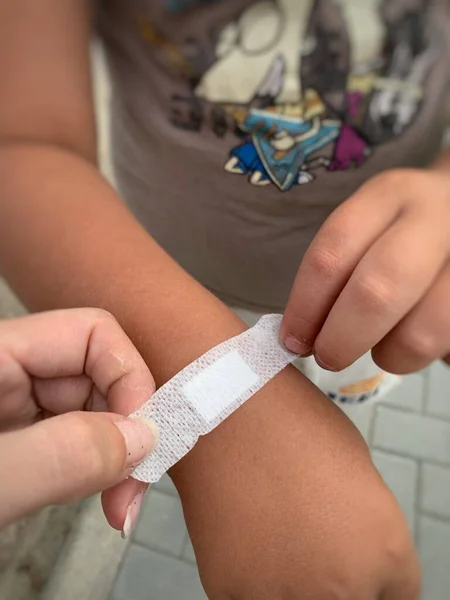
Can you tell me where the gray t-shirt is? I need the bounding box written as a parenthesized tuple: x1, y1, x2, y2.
(97, 0, 450, 311)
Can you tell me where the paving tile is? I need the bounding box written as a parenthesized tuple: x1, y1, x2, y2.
(381, 373, 425, 413)
(133, 491, 186, 557)
(372, 451, 418, 534)
(181, 533, 196, 565)
(426, 362, 450, 420)
(111, 544, 207, 600)
(0, 278, 26, 318)
(153, 474, 179, 497)
(420, 463, 450, 520)
(418, 516, 450, 600)
(373, 407, 450, 464)
(340, 402, 375, 441)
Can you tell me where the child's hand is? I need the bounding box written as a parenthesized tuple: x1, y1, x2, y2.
(172, 369, 420, 600)
(281, 167, 450, 374)
(0, 309, 157, 530)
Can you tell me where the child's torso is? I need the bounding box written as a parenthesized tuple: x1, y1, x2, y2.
(97, 0, 450, 311)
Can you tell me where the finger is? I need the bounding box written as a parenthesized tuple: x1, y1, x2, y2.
(0, 308, 155, 415)
(102, 478, 148, 535)
(82, 310, 156, 415)
(0, 348, 36, 430)
(315, 207, 449, 371)
(281, 174, 402, 354)
(33, 377, 109, 414)
(373, 263, 450, 374)
(0, 350, 102, 429)
(0, 411, 157, 528)
(33, 375, 93, 413)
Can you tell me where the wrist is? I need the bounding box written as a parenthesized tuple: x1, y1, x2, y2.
(169, 363, 371, 500)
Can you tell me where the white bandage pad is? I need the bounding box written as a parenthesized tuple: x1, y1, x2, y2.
(131, 314, 296, 483)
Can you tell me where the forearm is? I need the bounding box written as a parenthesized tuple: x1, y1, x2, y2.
(0, 143, 370, 493)
(0, 142, 246, 383)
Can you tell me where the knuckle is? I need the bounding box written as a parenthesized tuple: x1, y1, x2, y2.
(385, 530, 413, 568)
(365, 168, 412, 196)
(306, 566, 366, 600)
(352, 273, 399, 316)
(308, 245, 344, 280)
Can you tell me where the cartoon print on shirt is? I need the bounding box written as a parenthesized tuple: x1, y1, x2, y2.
(191, 0, 344, 190)
(221, 53, 342, 190)
(141, 0, 440, 191)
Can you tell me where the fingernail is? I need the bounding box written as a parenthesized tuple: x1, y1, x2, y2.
(121, 489, 145, 540)
(115, 417, 159, 469)
(283, 335, 311, 356)
(314, 355, 338, 372)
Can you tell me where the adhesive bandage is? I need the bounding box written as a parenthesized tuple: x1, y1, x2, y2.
(131, 314, 296, 483)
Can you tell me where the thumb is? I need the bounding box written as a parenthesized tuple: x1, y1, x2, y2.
(0, 412, 158, 527)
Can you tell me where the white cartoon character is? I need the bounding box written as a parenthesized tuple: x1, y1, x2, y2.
(157, 0, 441, 191)
(193, 1, 344, 190)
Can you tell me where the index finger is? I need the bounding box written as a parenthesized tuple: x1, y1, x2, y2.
(281, 176, 402, 355)
(0, 308, 155, 415)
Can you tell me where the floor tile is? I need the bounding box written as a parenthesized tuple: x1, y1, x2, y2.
(426, 363, 450, 420)
(153, 474, 179, 498)
(181, 533, 196, 565)
(111, 544, 206, 600)
(418, 516, 450, 600)
(381, 373, 425, 413)
(373, 407, 450, 464)
(420, 463, 450, 520)
(133, 491, 186, 557)
(372, 450, 418, 534)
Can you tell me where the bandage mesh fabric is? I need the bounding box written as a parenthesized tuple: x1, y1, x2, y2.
(131, 314, 296, 483)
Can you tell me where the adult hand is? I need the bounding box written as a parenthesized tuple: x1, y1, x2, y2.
(0, 308, 157, 533)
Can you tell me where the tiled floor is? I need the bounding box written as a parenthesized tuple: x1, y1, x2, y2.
(110, 365, 450, 600)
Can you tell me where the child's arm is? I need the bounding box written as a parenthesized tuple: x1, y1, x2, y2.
(0, 3, 418, 599)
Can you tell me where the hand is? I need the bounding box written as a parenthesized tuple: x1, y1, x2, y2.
(0, 308, 157, 532)
(172, 368, 420, 600)
(281, 167, 450, 374)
